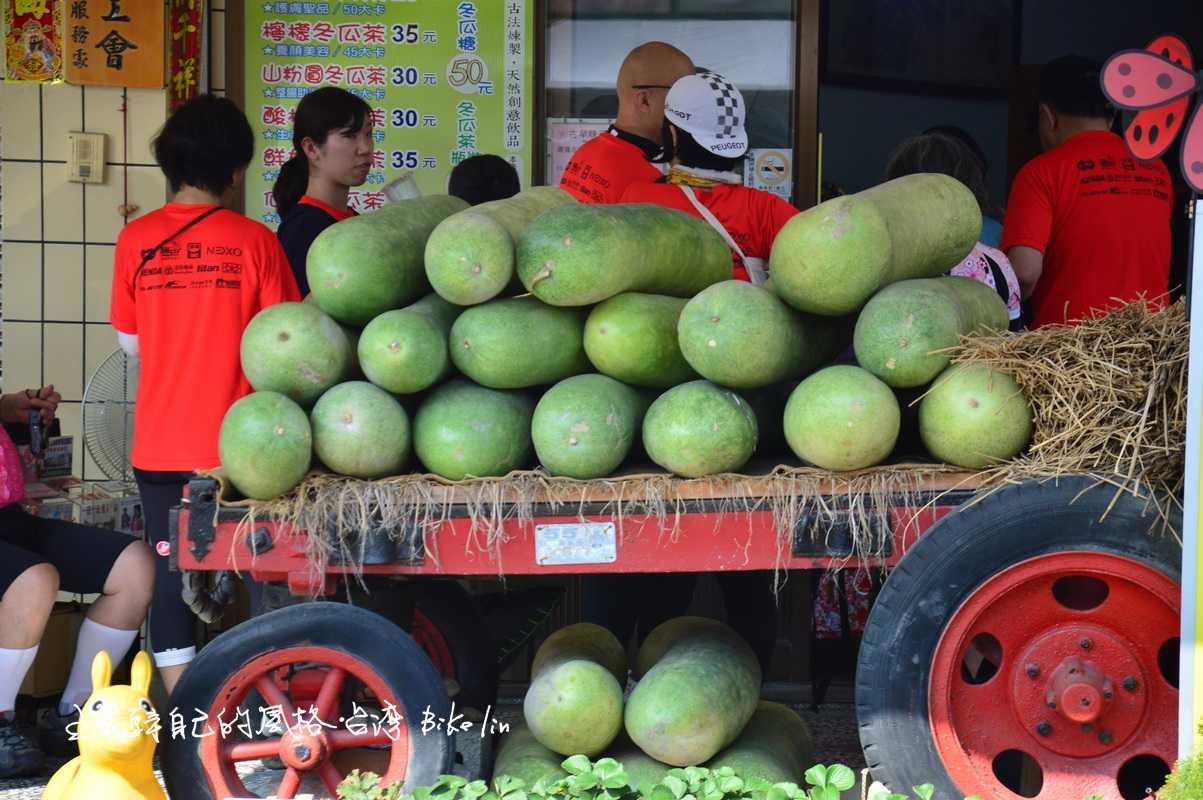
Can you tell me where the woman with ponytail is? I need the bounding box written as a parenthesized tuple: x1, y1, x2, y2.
(273, 86, 374, 294)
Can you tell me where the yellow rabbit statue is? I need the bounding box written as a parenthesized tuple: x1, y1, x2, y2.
(42, 650, 166, 800)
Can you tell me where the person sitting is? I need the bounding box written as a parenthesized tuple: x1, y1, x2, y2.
(885, 132, 1023, 328)
(620, 70, 799, 283)
(448, 154, 521, 206)
(0, 385, 155, 776)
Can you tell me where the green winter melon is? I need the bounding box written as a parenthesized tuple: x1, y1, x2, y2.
(919, 363, 1033, 469)
(426, 187, 577, 306)
(583, 293, 697, 388)
(240, 301, 352, 406)
(783, 365, 900, 470)
(219, 391, 312, 500)
(450, 296, 589, 389)
(678, 280, 845, 388)
(310, 381, 410, 478)
(854, 276, 1009, 388)
(770, 174, 980, 315)
(703, 702, 814, 785)
(306, 195, 468, 325)
(642, 381, 758, 478)
(359, 293, 460, 395)
(625, 617, 761, 766)
(492, 722, 568, 791)
(524, 623, 626, 757)
(413, 380, 535, 480)
(532, 374, 646, 479)
(517, 204, 731, 306)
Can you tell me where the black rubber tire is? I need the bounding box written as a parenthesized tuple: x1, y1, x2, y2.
(856, 476, 1181, 798)
(161, 602, 453, 799)
(411, 579, 499, 713)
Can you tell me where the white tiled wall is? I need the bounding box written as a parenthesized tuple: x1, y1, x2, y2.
(0, 3, 228, 480)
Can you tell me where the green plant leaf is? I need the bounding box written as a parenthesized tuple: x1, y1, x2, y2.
(495, 777, 527, 796)
(648, 784, 678, 800)
(564, 756, 593, 776)
(664, 774, 689, 799)
(825, 766, 854, 793)
(717, 775, 744, 795)
(802, 766, 828, 790)
(602, 775, 630, 791)
(911, 784, 933, 800)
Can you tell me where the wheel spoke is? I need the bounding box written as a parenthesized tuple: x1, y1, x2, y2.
(315, 666, 348, 722)
(276, 767, 302, 799)
(330, 728, 397, 750)
(224, 737, 283, 762)
(255, 675, 298, 719)
(320, 762, 345, 796)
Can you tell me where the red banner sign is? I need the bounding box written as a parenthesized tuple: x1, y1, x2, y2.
(169, 0, 203, 111)
(3, 0, 63, 83)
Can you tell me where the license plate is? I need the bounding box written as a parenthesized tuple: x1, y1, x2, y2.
(535, 522, 617, 566)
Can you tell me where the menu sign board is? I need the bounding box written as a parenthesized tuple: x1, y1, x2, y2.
(245, 1, 534, 226)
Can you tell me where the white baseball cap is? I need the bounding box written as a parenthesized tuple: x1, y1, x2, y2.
(663, 71, 749, 158)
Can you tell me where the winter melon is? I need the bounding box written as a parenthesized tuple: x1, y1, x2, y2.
(770, 174, 980, 315)
(783, 365, 900, 471)
(625, 617, 761, 766)
(524, 623, 626, 757)
(426, 187, 577, 305)
(854, 276, 1008, 388)
(919, 363, 1033, 468)
(517, 204, 731, 306)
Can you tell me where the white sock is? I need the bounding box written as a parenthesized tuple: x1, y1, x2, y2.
(60, 619, 138, 715)
(0, 645, 39, 715)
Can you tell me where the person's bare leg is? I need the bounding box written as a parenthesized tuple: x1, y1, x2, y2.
(87, 540, 155, 629)
(0, 564, 58, 650)
(159, 664, 185, 695)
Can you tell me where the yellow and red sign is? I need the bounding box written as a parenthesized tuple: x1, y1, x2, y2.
(63, 0, 163, 88)
(3, 0, 63, 83)
(168, 0, 202, 110)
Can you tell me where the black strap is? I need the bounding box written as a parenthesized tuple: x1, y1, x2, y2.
(982, 252, 1012, 307)
(131, 206, 225, 285)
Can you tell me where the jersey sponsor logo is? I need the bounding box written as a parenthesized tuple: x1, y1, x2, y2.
(187, 242, 202, 259)
(1076, 159, 1095, 171)
(216, 278, 242, 289)
(222, 262, 242, 274)
(160, 243, 181, 259)
(207, 245, 242, 256)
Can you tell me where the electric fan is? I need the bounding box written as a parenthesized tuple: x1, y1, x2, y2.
(81, 348, 138, 481)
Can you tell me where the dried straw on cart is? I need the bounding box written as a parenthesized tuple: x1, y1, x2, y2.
(214, 298, 1188, 582)
(954, 297, 1187, 535)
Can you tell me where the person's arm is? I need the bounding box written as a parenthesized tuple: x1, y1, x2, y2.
(117, 331, 139, 358)
(1008, 246, 1044, 300)
(999, 162, 1053, 301)
(109, 230, 140, 346)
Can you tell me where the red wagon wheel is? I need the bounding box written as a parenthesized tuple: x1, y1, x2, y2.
(929, 552, 1177, 799)
(162, 604, 453, 800)
(857, 477, 1180, 800)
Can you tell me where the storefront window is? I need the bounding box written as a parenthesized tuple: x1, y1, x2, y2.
(544, 0, 798, 202)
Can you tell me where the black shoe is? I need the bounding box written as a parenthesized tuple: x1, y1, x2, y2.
(35, 706, 79, 759)
(0, 716, 44, 778)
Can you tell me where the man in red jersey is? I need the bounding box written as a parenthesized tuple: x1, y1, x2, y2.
(1002, 55, 1172, 328)
(559, 41, 694, 203)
